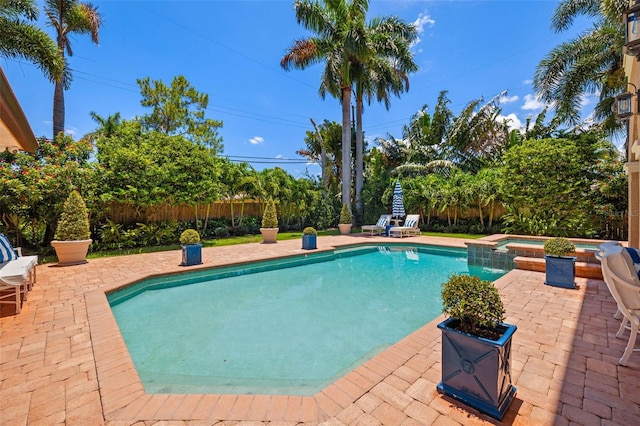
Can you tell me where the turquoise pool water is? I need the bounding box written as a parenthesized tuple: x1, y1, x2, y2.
(109, 245, 506, 395)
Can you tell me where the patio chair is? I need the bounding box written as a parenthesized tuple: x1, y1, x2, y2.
(388, 214, 421, 238)
(0, 235, 38, 314)
(362, 214, 392, 236)
(597, 242, 640, 365)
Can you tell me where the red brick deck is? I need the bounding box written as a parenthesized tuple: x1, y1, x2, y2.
(1, 234, 639, 425)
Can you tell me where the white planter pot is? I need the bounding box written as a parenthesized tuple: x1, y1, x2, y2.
(260, 228, 279, 244)
(338, 223, 352, 235)
(51, 239, 92, 266)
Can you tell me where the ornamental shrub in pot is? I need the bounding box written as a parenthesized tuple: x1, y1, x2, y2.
(51, 190, 92, 266)
(180, 229, 202, 266)
(543, 237, 576, 288)
(302, 227, 317, 250)
(338, 203, 352, 235)
(260, 199, 279, 243)
(437, 274, 517, 420)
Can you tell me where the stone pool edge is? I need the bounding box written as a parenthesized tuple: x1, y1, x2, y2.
(85, 238, 473, 422)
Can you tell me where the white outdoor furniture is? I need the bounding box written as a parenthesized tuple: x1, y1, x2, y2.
(0, 247, 38, 314)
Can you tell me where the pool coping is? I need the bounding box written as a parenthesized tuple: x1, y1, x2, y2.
(85, 239, 467, 422)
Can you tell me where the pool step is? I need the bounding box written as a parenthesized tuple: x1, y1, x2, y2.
(513, 256, 603, 280)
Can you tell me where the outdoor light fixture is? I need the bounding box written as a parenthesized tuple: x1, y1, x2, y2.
(614, 83, 640, 121)
(625, 1, 640, 57)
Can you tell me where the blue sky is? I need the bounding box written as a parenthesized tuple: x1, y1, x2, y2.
(3, 0, 592, 177)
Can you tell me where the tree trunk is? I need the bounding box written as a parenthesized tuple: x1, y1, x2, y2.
(355, 95, 364, 225)
(53, 80, 65, 138)
(341, 87, 352, 211)
(310, 118, 329, 199)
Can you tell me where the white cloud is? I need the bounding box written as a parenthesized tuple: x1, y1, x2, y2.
(249, 136, 264, 145)
(522, 79, 533, 85)
(522, 94, 546, 111)
(410, 12, 435, 52)
(275, 154, 284, 159)
(499, 95, 519, 105)
(497, 113, 523, 132)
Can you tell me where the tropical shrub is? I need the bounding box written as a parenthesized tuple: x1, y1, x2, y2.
(303, 227, 317, 235)
(179, 229, 200, 245)
(339, 203, 352, 224)
(441, 274, 505, 338)
(54, 190, 91, 241)
(543, 237, 575, 257)
(261, 199, 278, 228)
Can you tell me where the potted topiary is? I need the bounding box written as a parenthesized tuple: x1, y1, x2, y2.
(302, 227, 317, 250)
(51, 190, 93, 266)
(543, 237, 576, 288)
(338, 203, 352, 235)
(180, 229, 202, 266)
(437, 274, 517, 420)
(260, 199, 279, 243)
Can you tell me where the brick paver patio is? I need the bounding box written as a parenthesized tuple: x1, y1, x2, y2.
(1, 234, 639, 425)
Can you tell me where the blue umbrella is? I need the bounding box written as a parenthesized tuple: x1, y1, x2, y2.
(392, 181, 405, 219)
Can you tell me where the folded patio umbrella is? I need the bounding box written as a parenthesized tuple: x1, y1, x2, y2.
(392, 181, 406, 219)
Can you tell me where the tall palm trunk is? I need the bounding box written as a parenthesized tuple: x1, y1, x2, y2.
(341, 86, 352, 211)
(53, 80, 65, 137)
(355, 94, 364, 223)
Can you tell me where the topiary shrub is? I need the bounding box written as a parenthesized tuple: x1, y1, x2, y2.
(441, 274, 505, 339)
(54, 190, 91, 241)
(339, 203, 352, 224)
(543, 237, 575, 257)
(303, 226, 317, 235)
(179, 229, 200, 245)
(261, 199, 278, 228)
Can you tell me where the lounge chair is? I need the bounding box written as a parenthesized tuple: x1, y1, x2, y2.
(0, 236, 38, 314)
(388, 214, 421, 238)
(362, 214, 392, 236)
(597, 242, 640, 365)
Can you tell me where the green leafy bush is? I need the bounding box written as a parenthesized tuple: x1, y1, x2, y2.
(261, 199, 278, 228)
(179, 229, 201, 245)
(543, 237, 575, 257)
(339, 203, 352, 224)
(214, 226, 230, 238)
(441, 274, 505, 337)
(303, 227, 317, 235)
(54, 190, 91, 241)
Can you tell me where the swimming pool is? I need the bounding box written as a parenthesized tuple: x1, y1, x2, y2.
(109, 245, 505, 395)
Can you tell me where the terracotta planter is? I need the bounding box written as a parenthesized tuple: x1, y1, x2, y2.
(51, 239, 92, 266)
(260, 228, 278, 243)
(338, 224, 352, 235)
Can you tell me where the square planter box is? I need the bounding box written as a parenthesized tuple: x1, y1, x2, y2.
(437, 317, 517, 420)
(302, 234, 317, 250)
(181, 244, 202, 266)
(544, 255, 576, 288)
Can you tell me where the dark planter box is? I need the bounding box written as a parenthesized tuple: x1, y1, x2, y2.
(302, 234, 317, 250)
(544, 255, 576, 288)
(437, 318, 517, 420)
(181, 244, 202, 266)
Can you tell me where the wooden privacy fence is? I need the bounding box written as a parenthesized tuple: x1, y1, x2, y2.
(106, 200, 507, 225)
(106, 201, 263, 224)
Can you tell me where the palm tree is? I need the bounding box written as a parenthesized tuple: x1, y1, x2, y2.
(281, 0, 370, 211)
(44, 0, 102, 138)
(352, 15, 418, 220)
(534, 0, 627, 131)
(0, 0, 63, 81)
